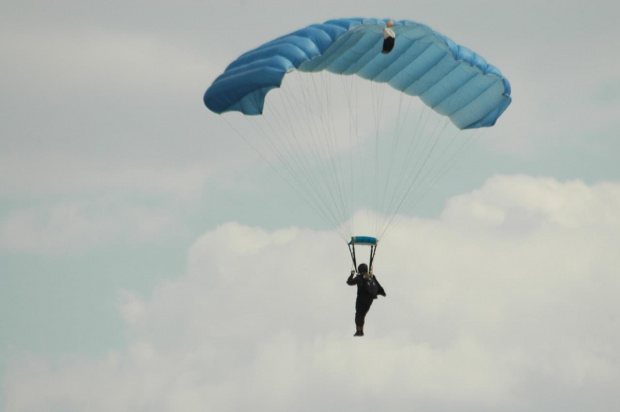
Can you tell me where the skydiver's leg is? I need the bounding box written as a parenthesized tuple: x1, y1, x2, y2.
(354, 297, 373, 336)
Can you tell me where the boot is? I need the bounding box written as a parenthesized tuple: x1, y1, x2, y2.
(354, 326, 364, 337)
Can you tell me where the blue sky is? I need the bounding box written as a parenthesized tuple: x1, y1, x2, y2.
(1, 0, 619, 411)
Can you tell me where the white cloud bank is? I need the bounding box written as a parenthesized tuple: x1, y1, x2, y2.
(3, 175, 619, 412)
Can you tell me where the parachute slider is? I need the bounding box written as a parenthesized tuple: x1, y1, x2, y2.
(348, 236, 378, 246)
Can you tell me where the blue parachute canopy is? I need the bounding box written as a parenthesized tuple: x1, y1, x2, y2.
(204, 17, 511, 130)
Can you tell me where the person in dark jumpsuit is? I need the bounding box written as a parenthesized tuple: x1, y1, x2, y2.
(347, 263, 386, 336)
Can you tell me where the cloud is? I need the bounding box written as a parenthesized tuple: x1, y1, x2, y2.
(0, 153, 211, 199)
(0, 26, 248, 202)
(442, 175, 620, 229)
(0, 27, 212, 99)
(3, 175, 619, 411)
(0, 198, 184, 255)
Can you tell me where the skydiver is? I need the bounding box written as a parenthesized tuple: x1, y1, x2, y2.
(382, 20, 396, 54)
(347, 263, 386, 336)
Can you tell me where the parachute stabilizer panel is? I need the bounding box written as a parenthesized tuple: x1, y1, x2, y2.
(204, 18, 511, 129)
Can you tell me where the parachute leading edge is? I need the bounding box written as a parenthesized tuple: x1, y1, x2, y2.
(204, 17, 512, 130)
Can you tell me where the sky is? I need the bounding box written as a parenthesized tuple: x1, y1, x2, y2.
(1, 0, 619, 411)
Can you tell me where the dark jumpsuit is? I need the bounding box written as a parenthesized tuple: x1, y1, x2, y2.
(347, 273, 386, 327)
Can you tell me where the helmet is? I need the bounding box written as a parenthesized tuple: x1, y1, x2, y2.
(358, 263, 368, 274)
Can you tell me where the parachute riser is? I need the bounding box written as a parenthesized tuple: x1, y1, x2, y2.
(348, 236, 378, 274)
(348, 243, 358, 271)
(369, 244, 377, 273)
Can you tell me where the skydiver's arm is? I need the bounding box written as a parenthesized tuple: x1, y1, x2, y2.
(347, 272, 358, 285)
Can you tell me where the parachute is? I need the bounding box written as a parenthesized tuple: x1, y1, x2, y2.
(204, 18, 511, 247)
